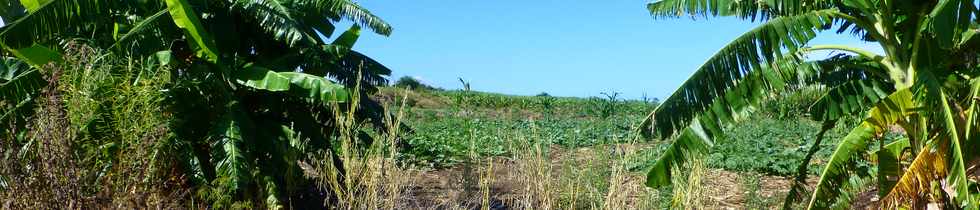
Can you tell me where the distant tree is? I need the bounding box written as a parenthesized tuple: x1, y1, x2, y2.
(536, 92, 551, 97)
(394, 76, 436, 90)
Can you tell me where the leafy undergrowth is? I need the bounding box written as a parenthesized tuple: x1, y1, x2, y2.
(378, 87, 654, 168)
(374, 87, 871, 209)
(707, 116, 849, 176)
(381, 87, 850, 177)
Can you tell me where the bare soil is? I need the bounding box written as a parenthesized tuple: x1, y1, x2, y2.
(397, 145, 816, 210)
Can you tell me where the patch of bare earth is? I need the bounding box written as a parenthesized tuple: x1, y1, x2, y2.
(398, 144, 820, 209)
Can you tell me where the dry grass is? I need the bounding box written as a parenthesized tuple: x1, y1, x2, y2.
(309, 86, 417, 210)
(374, 120, 665, 210)
(1, 44, 184, 209)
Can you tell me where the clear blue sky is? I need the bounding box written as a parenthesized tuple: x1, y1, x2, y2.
(347, 1, 885, 100)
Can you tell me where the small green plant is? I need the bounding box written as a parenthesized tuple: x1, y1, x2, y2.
(583, 92, 622, 118)
(741, 173, 776, 209)
(458, 77, 471, 92)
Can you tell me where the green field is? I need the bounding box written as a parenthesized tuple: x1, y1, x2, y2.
(370, 86, 866, 209)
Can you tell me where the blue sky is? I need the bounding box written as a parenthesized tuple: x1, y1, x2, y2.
(346, 1, 885, 100)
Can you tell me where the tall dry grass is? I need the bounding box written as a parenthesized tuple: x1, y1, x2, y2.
(0, 43, 184, 209)
(310, 85, 417, 209)
(307, 85, 669, 209)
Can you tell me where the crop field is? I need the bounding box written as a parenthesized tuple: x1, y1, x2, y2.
(370, 87, 863, 209)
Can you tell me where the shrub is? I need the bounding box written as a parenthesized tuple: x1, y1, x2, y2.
(394, 76, 438, 91)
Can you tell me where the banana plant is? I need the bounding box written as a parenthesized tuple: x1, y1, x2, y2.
(640, 0, 980, 209)
(0, 0, 396, 208)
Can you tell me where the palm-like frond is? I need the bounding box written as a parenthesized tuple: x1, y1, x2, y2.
(0, 56, 29, 80)
(645, 120, 712, 187)
(322, 25, 390, 89)
(645, 9, 836, 139)
(231, 0, 317, 46)
(0, 57, 43, 110)
(110, 8, 176, 54)
(0, 0, 115, 49)
(808, 89, 916, 209)
(920, 71, 976, 208)
(927, 0, 976, 49)
(209, 103, 253, 194)
(0, 58, 42, 135)
(294, 0, 391, 36)
(647, 0, 840, 20)
(645, 58, 821, 187)
(880, 138, 947, 209)
(809, 79, 894, 121)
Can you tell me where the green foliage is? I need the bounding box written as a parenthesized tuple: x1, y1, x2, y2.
(706, 116, 846, 176)
(432, 90, 653, 118)
(741, 173, 779, 209)
(391, 89, 651, 168)
(629, 116, 851, 176)
(760, 86, 826, 120)
(1, 0, 398, 208)
(642, 1, 980, 208)
(393, 76, 438, 91)
(1, 44, 182, 208)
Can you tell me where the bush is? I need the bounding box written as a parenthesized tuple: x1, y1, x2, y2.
(394, 76, 438, 91)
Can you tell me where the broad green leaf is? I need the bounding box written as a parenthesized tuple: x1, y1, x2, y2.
(6, 44, 61, 68)
(0, 67, 42, 103)
(236, 65, 349, 103)
(876, 138, 909, 198)
(808, 89, 915, 209)
(644, 10, 835, 139)
(927, 0, 975, 49)
(645, 57, 821, 188)
(0, 60, 41, 137)
(810, 79, 894, 121)
(18, 0, 51, 13)
(154, 50, 172, 66)
(647, 0, 839, 20)
(936, 89, 976, 209)
(164, 0, 219, 63)
(332, 25, 360, 48)
(645, 120, 712, 187)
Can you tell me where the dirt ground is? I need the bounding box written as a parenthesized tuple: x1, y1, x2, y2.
(396, 145, 821, 210)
